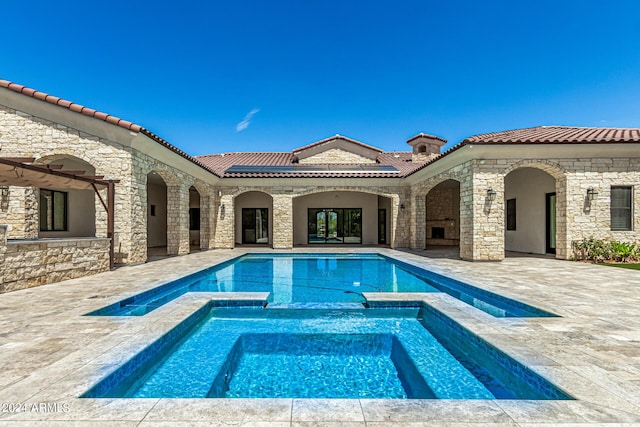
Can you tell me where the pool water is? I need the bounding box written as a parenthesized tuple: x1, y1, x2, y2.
(87, 254, 556, 318)
(217, 333, 427, 398)
(83, 304, 572, 400)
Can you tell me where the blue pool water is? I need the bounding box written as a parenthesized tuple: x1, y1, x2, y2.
(87, 254, 556, 318)
(83, 303, 572, 400)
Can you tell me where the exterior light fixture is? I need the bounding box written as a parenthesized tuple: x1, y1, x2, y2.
(587, 187, 598, 201)
(0, 186, 8, 198)
(486, 188, 497, 202)
(400, 204, 406, 210)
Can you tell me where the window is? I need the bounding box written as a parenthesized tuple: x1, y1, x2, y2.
(611, 186, 632, 231)
(506, 198, 516, 230)
(40, 189, 67, 231)
(189, 208, 200, 231)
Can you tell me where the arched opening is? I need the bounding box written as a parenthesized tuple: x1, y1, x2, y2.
(425, 179, 460, 253)
(189, 186, 201, 251)
(234, 191, 273, 246)
(292, 191, 391, 245)
(147, 171, 168, 258)
(38, 156, 97, 238)
(418, 145, 427, 153)
(504, 167, 556, 255)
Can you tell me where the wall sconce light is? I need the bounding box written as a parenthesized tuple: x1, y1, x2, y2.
(587, 187, 598, 201)
(400, 204, 405, 210)
(486, 188, 496, 202)
(0, 186, 8, 198)
(218, 190, 222, 197)
(220, 203, 225, 219)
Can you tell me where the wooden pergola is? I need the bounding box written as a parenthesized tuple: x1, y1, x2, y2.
(0, 157, 119, 269)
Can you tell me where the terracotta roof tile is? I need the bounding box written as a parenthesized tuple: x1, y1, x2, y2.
(463, 126, 640, 144)
(406, 132, 447, 143)
(195, 151, 424, 178)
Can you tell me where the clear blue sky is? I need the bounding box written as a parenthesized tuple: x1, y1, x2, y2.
(2, 1, 640, 155)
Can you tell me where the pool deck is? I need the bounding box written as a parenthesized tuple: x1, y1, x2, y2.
(0, 247, 639, 426)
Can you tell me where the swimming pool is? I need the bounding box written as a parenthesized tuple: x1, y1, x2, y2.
(87, 254, 556, 318)
(83, 302, 572, 400)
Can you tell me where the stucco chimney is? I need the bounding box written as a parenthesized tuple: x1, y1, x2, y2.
(406, 133, 447, 162)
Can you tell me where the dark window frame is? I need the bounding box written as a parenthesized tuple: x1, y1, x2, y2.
(611, 186, 633, 231)
(39, 189, 68, 232)
(506, 198, 516, 231)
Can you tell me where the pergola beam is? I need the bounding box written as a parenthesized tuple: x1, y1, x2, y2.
(0, 157, 120, 269)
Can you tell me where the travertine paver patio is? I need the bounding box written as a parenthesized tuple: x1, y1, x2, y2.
(0, 247, 639, 426)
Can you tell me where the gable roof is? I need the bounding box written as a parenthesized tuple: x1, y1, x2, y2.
(463, 126, 640, 144)
(292, 134, 383, 162)
(0, 78, 218, 177)
(293, 134, 383, 154)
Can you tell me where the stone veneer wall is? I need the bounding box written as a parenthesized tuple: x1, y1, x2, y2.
(219, 185, 409, 249)
(298, 149, 376, 164)
(0, 104, 134, 255)
(0, 187, 39, 239)
(0, 228, 110, 293)
(0, 104, 218, 267)
(130, 154, 216, 263)
(411, 157, 640, 261)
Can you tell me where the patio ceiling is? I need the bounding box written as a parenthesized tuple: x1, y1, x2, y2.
(0, 157, 114, 190)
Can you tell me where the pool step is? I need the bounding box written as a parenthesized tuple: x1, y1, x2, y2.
(265, 302, 366, 310)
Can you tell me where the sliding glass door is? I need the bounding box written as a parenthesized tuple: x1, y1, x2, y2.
(307, 208, 361, 244)
(242, 208, 268, 244)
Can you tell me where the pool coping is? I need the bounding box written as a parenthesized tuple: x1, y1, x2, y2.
(0, 247, 639, 425)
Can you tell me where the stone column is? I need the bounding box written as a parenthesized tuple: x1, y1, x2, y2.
(388, 194, 400, 249)
(410, 188, 426, 249)
(199, 191, 212, 250)
(469, 170, 505, 261)
(214, 194, 234, 249)
(272, 194, 293, 249)
(167, 184, 190, 255)
(555, 176, 569, 260)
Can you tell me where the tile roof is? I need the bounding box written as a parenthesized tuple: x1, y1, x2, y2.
(196, 151, 424, 178)
(0, 78, 217, 176)
(406, 132, 447, 144)
(463, 126, 640, 144)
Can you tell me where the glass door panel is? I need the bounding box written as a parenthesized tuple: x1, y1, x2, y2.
(242, 208, 268, 244)
(307, 208, 361, 244)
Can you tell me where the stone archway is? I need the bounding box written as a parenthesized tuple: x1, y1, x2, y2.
(292, 190, 396, 246)
(504, 167, 559, 256)
(234, 191, 274, 246)
(425, 179, 461, 254)
(146, 170, 169, 258)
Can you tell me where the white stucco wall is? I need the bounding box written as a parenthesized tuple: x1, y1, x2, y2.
(504, 167, 555, 254)
(292, 191, 380, 245)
